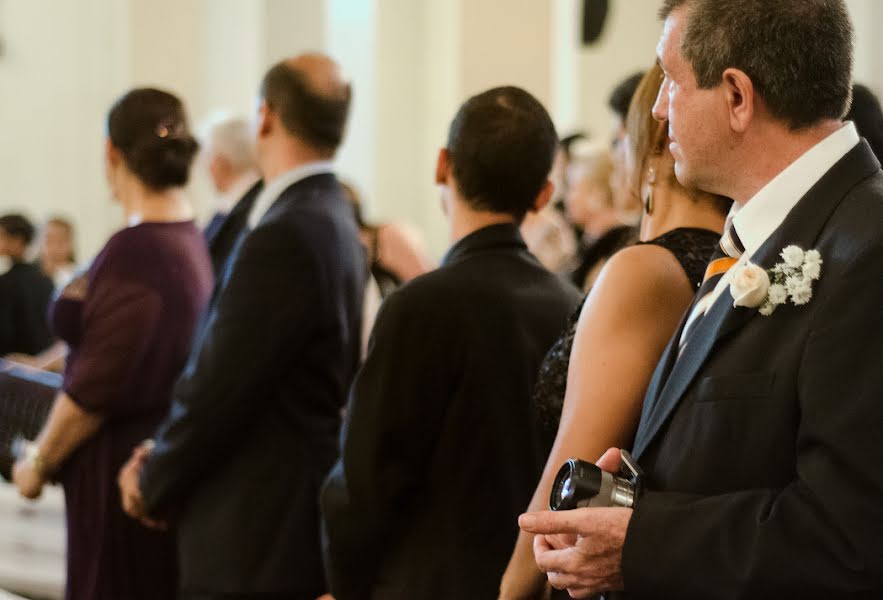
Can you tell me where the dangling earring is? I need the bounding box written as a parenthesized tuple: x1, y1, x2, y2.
(643, 167, 656, 215)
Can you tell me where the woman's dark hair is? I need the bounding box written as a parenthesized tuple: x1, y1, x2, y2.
(107, 88, 200, 191)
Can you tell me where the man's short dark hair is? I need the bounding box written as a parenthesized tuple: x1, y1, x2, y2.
(446, 86, 558, 221)
(608, 71, 645, 122)
(660, 0, 853, 130)
(260, 62, 352, 155)
(0, 214, 35, 246)
(846, 84, 883, 162)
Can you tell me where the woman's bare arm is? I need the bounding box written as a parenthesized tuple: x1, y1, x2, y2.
(13, 391, 103, 498)
(499, 244, 694, 599)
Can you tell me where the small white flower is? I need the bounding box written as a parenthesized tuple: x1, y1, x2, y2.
(781, 245, 805, 269)
(803, 249, 822, 267)
(802, 261, 821, 280)
(759, 301, 776, 316)
(730, 262, 771, 308)
(767, 283, 788, 305)
(790, 279, 813, 305)
(785, 275, 804, 295)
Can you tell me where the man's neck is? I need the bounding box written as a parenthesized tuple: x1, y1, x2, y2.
(730, 119, 843, 204)
(260, 141, 331, 185)
(448, 202, 516, 247)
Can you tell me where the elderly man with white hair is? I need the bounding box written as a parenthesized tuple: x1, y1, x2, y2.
(200, 112, 262, 276)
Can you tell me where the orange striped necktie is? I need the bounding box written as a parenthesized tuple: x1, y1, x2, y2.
(678, 219, 745, 353)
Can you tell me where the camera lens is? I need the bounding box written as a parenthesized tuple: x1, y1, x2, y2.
(550, 458, 603, 510)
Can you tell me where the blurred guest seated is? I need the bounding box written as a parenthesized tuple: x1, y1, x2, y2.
(119, 54, 363, 600)
(199, 112, 262, 277)
(566, 140, 637, 291)
(11, 87, 212, 600)
(846, 83, 883, 161)
(342, 181, 433, 298)
(36, 217, 78, 289)
(321, 86, 581, 600)
(499, 64, 728, 600)
(0, 214, 54, 357)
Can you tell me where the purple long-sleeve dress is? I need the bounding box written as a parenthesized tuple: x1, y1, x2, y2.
(50, 222, 213, 600)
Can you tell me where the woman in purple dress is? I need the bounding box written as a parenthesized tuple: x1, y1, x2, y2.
(12, 88, 213, 600)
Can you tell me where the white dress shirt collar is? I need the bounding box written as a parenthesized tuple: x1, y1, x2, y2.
(247, 160, 335, 229)
(702, 122, 859, 311)
(732, 121, 860, 259)
(217, 171, 260, 215)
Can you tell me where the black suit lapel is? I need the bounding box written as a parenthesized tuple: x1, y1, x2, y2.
(632, 140, 881, 460)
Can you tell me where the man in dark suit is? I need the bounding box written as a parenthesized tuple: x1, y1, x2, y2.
(118, 54, 364, 600)
(320, 87, 581, 600)
(199, 114, 263, 278)
(0, 214, 54, 356)
(520, 1, 883, 598)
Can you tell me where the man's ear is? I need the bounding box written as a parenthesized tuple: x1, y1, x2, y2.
(105, 138, 118, 166)
(722, 68, 754, 133)
(529, 179, 555, 214)
(435, 148, 451, 185)
(257, 101, 273, 137)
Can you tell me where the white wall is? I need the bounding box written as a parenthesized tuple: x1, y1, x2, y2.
(0, 0, 881, 262)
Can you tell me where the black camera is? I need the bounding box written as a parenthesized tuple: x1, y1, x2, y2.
(550, 450, 643, 510)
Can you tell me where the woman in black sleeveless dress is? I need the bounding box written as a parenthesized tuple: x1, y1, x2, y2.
(500, 65, 732, 599)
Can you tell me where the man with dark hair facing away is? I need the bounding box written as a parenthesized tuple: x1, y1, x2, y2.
(320, 86, 581, 600)
(0, 214, 54, 356)
(118, 54, 365, 600)
(521, 0, 883, 598)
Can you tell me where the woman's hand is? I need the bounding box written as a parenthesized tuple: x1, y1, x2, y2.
(12, 457, 46, 499)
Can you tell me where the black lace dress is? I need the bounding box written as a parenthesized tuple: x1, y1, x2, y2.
(533, 227, 720, 452)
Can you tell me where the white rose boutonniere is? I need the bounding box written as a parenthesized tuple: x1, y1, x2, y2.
(730, 263, 770, 308)
(730, 245, 823, 316)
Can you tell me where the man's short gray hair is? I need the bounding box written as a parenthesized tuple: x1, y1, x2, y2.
(660, 0, 854, 130)
(199, 112, 257, 172)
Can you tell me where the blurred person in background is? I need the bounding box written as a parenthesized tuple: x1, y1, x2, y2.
(11, 87, 213, 600)
(342, 181, 433, 356)
(37, 216, 78, 289)
(565, 139, 637, 291)
(0, 214, 55, 357)
(119, 54, 364, 600)
(608, 71, 646, 221)
(500, 64, 728, 600)
(342, 181, 433, 299)
(199, 113, 263, 277)
(846, 83, 883, 162)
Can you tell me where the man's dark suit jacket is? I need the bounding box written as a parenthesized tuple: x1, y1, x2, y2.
(321, 223, 581, 600)
(204, 180, 263, 278)
(0, 261, 54, 356)
(140, 173, 365, 599)
(622, 141, 883, 599)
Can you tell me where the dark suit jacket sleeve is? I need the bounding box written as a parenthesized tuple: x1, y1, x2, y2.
(622, 243, 883, 597)
(140, 222, 318, 514)
(321, 286, 456, 599)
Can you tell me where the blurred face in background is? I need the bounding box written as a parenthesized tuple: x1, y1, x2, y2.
(565, 161, 614, 229)
(42, 221, 74, 265)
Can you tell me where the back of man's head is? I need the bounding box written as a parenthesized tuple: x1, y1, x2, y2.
(0, 214, 35, 256)
(446, 86, 558, 221)
(846, 84, 883, 162)
(660, 0, 853, 130)
(259, 56, 352, 157)
(201, 114, 257, 174)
